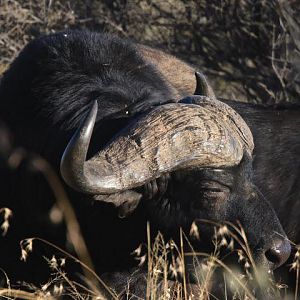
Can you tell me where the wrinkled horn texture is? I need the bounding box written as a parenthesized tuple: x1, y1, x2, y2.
(61, 99, 253, 194)
(180, 96, 254, 152)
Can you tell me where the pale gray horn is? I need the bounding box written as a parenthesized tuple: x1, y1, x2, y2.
(60, 100, 253, 195)
(60, 101, 100, 193)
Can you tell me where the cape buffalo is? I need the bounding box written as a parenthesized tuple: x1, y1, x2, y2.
(140, 47, 300, 243)
(0, 31, 292, 293)
(221, 101, 300, 242)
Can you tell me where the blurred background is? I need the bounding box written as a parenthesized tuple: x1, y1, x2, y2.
(0, 0, 299, 104)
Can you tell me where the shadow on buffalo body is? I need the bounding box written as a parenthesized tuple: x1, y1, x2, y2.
(0, 30, 294, 297)
(60, 93, 291, 297)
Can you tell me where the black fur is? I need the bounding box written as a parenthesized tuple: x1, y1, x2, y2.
(223, 100, 300, 242)
(0, 31, 292, 290)
(0, 30, 177, 283)
(0, 31, 175, 161)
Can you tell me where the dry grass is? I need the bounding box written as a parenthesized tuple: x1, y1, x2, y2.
(0, 147, 299, 299)
(2, 217, 299, 299)
(0, 0, 299, 104)
(0, 0, 76, 73)
(0, 132, 298, 299)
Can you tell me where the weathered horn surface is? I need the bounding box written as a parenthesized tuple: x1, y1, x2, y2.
(180, 95, 254, 153)
(61, 99, 253, 194)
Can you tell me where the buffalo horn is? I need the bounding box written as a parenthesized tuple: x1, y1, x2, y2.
(60, 99, 253, 195)
(194, 72, 217, 100)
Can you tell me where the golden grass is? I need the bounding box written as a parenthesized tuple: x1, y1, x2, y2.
(0, 132, 299, 300)
(0, 0, 76, 74)
(1, 216, 300, 299)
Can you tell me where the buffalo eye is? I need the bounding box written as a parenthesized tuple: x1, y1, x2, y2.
(199, 180, 230, 198)
(192, 180, 231, 210)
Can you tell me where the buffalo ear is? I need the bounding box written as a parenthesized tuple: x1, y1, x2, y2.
(94, 190, 142, 218)
(117, 192, 142, 218)
(194, 72, 216, 100)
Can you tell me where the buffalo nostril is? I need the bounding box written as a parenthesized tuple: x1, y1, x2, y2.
(265, 238, 291, 269)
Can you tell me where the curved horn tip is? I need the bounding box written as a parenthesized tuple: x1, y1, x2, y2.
(89, 100, 98, 123)
(79, 100, 98, 137)
(195, 71, 206, 83)
(60, 100, 99, 192)
(91, 100, 98, 112)
(194, 71, 216, 100)
(194, 71, 208, 95)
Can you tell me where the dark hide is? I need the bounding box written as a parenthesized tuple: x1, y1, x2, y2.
(0, 31, 290, 291)
(223, 100, 300, 242)
(0, 30, 176, 283)
(138, 44, 300, 243)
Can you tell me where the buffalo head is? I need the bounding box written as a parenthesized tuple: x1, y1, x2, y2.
(60, 73, 291, 272)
